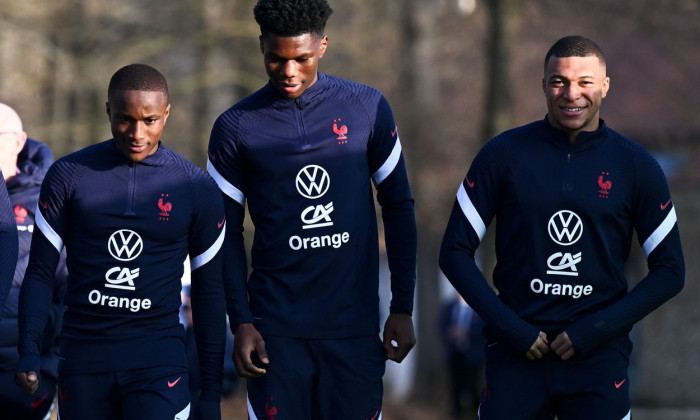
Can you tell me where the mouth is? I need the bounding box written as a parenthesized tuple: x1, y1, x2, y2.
(560, 106, 586, 113)
(129, 143, 147, 153)
(278, 81, 301, 95)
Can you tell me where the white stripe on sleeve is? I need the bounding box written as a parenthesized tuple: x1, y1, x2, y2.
(457, 184, 486, 241)
(372, 137, 402, 186)
(207, 159, 245, 206)
(642, 206, 677, 257)
(34, 204, 63, 253)
(191, 223, 226, 270)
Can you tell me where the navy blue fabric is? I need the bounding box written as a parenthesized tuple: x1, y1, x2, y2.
(0, 174, 17, 323)
(479, 335, 632, 419)
(57, 366, 190, 420)
(0, 140, 66, 380)
(0, 369, 56, 420)
(247, 335, 385, 420)
(208, 73, 417, 339)
(17, 140, 226, 405)
(440, 117, 684, 355)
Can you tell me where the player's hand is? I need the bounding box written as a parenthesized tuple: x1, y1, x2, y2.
(232, 323, 268, 378)
(525, 331, 549, 360)
(382, 313, 416, 363)
(15, 371, 40, 395)
(551, 331, 575, 360)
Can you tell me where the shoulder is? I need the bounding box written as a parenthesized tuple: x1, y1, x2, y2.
(47, 140, 112, 178)
(481, 120, 544, 155)
(322, 74, 384, 105)
(160, 146, 219, 190)
(604, 126, 660, 167)
(211, 85, 277, 142)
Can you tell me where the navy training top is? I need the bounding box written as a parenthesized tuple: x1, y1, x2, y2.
(208, 73, 417, 339)
(440, 118, 684, 355)
(18, 140, 227, 402)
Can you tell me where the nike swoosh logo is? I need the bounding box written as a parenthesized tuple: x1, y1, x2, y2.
(391, 127, 398, 137)
(31, 393, 48, 409)
(615, 379, 626, 389)
(660, 199, 671, 211)
(217, 217, 226, 229)
(168, 377, 182, 388)
(38, 199, 48, 209)
(466, 176, 475, 188)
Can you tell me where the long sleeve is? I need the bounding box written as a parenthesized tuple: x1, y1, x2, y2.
(206, 151, 252, 330)
(564, 151, 685, 353)
(188, 175, 227, 403)
(370, 96, 416, 315)
(439, 196, 540, 355)
(16, 163, 67, 374)
(375, 155, 416, 314)
(0, 176, 18, 321)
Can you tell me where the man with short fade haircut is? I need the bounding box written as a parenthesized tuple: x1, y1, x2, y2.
(440, 35, 684, 419)
(207, 0, 417, 418)
(16, 64, 228, 420)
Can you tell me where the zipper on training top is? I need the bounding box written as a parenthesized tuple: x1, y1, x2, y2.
(563, 153, 574, 192)
(127, 161, 136, 215)
(295, 99, 310, 148)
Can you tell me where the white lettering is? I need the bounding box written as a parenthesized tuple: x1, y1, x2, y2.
(289, 232, 350, 250)
(88, 289, 151, 312)
(529, 278, 593, 299)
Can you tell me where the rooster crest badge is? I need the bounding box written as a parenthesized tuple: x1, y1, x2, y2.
(332, 118, 348, 144)
(158, 193, 173, 220)
(598, 172, 612, 199)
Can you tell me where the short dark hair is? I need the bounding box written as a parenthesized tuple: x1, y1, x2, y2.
(254, 0, 334, 37)
(108, 64, 169, 102)
(544, 36, 606, 71)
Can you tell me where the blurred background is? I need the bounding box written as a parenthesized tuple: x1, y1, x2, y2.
(2, 0, 698, 418)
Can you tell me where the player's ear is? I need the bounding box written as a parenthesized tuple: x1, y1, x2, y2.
(318, 35, 328, 58)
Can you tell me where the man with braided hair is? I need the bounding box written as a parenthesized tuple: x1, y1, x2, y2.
(207, 0, 417, 418)
(440, 36, 684, 419)
(16, 64, 227, 420)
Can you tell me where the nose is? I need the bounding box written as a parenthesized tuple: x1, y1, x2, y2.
(130, 121, 146, 140)
(280, 60, 297, 79)
(563, 83, 581, 100)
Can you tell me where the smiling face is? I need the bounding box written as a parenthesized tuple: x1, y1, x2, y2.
(106, 90, 170, 161)
(542, 55, 610, 143)
(261, 32, 327, 99)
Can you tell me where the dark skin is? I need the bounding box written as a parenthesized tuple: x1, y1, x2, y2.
(233, 31, 416, 378)
(526, 55, 610, 362)
(15, 89, 171, 395)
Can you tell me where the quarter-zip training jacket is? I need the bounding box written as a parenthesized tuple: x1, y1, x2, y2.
(440, 117, 684, 355)
(208, 73, 417, 339)
(18, 140, 227, 402)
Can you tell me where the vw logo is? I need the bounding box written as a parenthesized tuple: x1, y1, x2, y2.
(296, 165, 330, 199)
(108, 229, 144, 261)
(548, 210, 583, 246)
